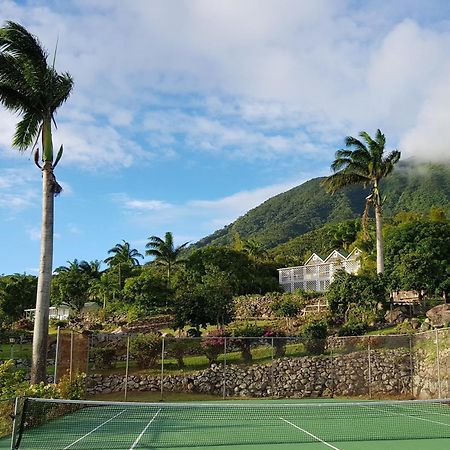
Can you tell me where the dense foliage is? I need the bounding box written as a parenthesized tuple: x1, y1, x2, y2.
(327, 271, 388, 329)
(384, 218, 450, 296)
(0, 274, 37, 323)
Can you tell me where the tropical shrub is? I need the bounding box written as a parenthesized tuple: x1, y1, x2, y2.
(166, 337, 196, 369)
(90, 346, 117, 369)
(263, 327, 287, 358)
(337, 321, 368, 337)
(301, 320, 328, 355)
(130, 333, 161, 369)
(327, 271, 388, 325)
(229, 323, 265, 363)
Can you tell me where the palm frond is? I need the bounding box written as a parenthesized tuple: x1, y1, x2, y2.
(323, 171, 370, 193)
(344, 136, 368, 153)
(13, 110, 41, 150)
(0, 21, 47, 74)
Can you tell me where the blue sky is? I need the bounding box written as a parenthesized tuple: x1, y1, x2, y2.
(1, 0, 450, 274)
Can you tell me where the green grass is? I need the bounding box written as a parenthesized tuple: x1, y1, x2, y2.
(88, 341, 311, 377)
(0, 342, 32, 360)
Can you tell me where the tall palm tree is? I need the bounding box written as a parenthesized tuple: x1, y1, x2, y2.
(146, 232, 189, 286)
(104, 241, 143, 289)
(104, 241, 144, 267)
(322, 129, 400, 274)
(0, 21, 73, 383)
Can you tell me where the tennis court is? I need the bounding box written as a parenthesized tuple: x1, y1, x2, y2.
(4, 398, 450, 449)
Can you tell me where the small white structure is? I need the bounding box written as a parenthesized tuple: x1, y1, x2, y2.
(25, 303, 71, 321)
(278, 248, 361, 292)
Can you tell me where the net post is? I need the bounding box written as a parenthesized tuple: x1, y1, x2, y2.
(10, 397, 20, 450)
(124, 335, 130, 401)
(435, 328, 442, 399)
(53, 326, 60, 384)
(222, 336, 227, 399)
(160, 336, 165, 401)
(367, 337, 372, 399)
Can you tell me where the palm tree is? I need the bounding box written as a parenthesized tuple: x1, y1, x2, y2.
(54, 259, 82, 274)
(104, 241, 143, 267)
(242, 238, 268, 262)
(104, 241, 143, 289)
(322, 129, 400, 274)
(55, 259, 102, 276)
(0, 21, 73, 383)
(145, 232, 189, 286)
(79, 259, 102, 278)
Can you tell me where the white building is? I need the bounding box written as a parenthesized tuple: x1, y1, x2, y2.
(278, 248, 361, 292)
(25, 303, 71, 321)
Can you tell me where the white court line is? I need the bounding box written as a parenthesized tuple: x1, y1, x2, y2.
(280, 417, 341, 450)
(389, 408, 450, 428)
(63, 409, 126, 449)
(129, 408, 161, 450)
(360, 404, 450, 429)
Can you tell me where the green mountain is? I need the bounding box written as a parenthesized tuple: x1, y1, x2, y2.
(195, 162, 450, 250)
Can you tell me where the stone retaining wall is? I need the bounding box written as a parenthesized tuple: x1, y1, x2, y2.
(87, 349, 411, 398)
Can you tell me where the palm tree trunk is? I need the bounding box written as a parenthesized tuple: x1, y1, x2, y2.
(374, 202, 385, 274)
(31, 160, 55, 383)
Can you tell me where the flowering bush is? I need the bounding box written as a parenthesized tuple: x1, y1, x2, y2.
(201, 330, 226, 365)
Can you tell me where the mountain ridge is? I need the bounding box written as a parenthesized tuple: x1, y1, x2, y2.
(194, 162, 450, 250)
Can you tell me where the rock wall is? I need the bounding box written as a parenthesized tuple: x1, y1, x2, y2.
(413, 348, 450, 399)
(87, 349, 412, 398)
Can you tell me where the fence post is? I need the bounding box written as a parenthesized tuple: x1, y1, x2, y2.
(330, 347, 334, 398)
(53, 326, 60, 384)
(367, 338, 372, 399)
(409, 334, 414, 397)
(69, 330, 74, 382)
(435, 328, 442, 399)
(271, 337, 274, 397)
(124, 336, 130, 401)
(160, 336, 165, 401)
(222, 337, 227, 399)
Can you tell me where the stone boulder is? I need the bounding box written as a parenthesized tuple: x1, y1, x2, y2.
(384, 307, 406, 325)
(426, 304, 450, 327)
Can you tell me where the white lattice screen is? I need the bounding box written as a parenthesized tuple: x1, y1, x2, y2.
(278, 259, 360, 293)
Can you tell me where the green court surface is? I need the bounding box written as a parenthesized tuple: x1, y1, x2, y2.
(3, 398, 450, 449)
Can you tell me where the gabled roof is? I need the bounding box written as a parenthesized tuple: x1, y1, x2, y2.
(304, 253, 325, 265)
(323, 249, 348, 263)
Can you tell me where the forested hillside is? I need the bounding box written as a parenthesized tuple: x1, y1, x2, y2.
(195, 162, 450, 250)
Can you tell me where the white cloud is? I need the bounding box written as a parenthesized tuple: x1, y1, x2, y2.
(0, 167, 40, 213)
(67, 223, 82, 235)
(26, 227, 41, 241)
(1, 0, 450, 170)
(112, 177, 312, 242)
(112, 193, 173, 211)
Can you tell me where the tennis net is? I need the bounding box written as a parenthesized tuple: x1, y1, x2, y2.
(11, 397, 450, 449)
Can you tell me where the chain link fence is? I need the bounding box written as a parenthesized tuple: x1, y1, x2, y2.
(1, 328, 449, 401)
(78, 328, 450, 401)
